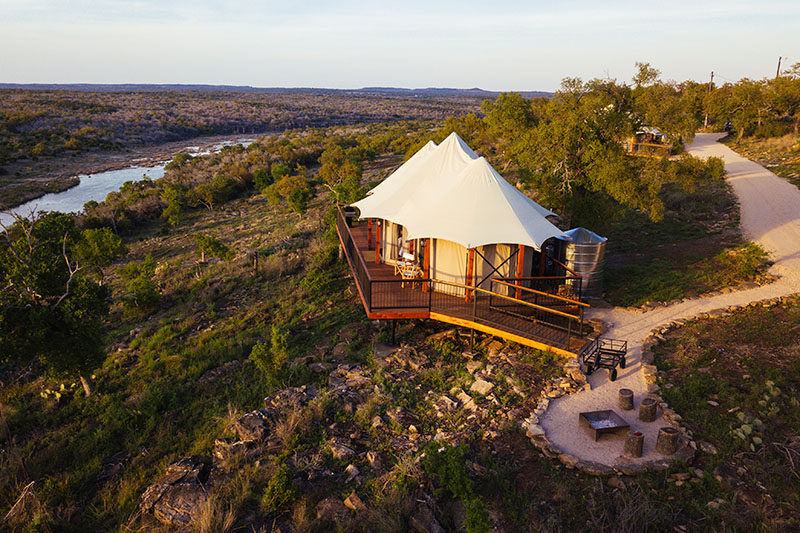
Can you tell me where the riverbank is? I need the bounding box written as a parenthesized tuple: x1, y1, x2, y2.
(0, 132, 273, 211)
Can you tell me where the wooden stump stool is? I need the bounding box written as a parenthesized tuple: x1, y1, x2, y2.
(639, 397, 657, 422)
(618, 389, 634, 411)
(623, 431, 644, 458)
(656, 427, 680, 455)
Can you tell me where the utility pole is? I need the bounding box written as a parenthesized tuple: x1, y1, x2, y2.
(776, 56, 784, 79)
(704, 71, 714, 129)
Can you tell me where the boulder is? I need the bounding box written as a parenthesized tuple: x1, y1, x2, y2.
(140, 457, 214, 528)
(264, 385, 317, 411)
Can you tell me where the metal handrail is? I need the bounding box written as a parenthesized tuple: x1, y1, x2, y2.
(491, 278, 590, 307)
(431, 279, 581, 321)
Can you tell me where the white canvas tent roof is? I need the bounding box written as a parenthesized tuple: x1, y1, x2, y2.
(351, 132, 566, 251)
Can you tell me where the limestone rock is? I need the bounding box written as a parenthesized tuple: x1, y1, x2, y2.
(470, 379, 494, 396)
(329, 440, 356, 460)
(525, 423, 545, 438)
(140, 457, 214, 528)
(264, 385, 317, 411)
(233, 411, 270, 442)
(578, 461, 613, 475)
(433, 395, 458, 416)
(558, 453, 580, 468)
(614, 463, 647, 475)
(345, 464, 360, 483)
(332, 342, 350, 361)
(456, 391, 476, 411)
(344, 492, 367, 512)
(698, 441, 718, 454)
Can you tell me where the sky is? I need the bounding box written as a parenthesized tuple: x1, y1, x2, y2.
(1, 0, 798, 91)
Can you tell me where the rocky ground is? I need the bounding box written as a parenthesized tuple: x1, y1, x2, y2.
(134, 324, 586, 530)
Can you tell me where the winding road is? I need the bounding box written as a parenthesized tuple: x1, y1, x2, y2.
(539, 133, 800, 466)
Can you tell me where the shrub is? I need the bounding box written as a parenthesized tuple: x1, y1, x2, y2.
(249, 324, 289, 379)
(421, 442, 490, 533)
(261, 462, 296, 514)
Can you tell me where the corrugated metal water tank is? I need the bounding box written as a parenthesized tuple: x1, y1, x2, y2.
(557, 227, 607, 298)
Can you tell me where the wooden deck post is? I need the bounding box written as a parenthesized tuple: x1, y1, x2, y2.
(515, 244, 525, 299)
(465, 248, 475, 302)
(375, 220, 381, 264)
(423, 238, 431, 292)
(367, 219, 373, 250)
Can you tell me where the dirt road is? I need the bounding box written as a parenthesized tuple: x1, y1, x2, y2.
(539, 133, 800, 466)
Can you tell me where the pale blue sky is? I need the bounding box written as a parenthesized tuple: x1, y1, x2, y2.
(1, 0, 797, 90)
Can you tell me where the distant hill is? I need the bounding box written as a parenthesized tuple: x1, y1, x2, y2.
(0, 83, 552, 98)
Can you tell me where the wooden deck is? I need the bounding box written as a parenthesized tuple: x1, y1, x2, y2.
(337, 210, 588, 355)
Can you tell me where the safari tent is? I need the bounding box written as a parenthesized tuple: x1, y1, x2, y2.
(351, 132, 568, 296)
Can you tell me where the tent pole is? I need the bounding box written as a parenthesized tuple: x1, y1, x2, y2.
(423, 238, 431, 292)
(465, 248, 475, 302)
(516, 245, 525, 299)
(375, 220, 381, 264)
(367, 219, 373, 250)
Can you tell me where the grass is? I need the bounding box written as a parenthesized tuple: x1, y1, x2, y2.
(650, 296, 800, 527)
(724, 132, 800, 190)
(602, 172, 773, 306)
(0, 188, 366, 529)
(605, 242, 772, 307)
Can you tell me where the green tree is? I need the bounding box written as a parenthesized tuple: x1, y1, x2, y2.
(728, 79, 767, 140)
(253, 167, 272, 192)
(117, 254, 159, 317)
(318, 145, 363, 203)
(266, 174, 313, 213)
(270, 163, 290, 182)
(159, 183, 186, 226)
(194, 234, 234, 262)
(164, 152, 193, 171)
(287, 187, 311, 214)
(191, 174, 235, 211)
(0, 213, 110, 396)
(72, 227, 127, 284)
(481, 92, 537, 171)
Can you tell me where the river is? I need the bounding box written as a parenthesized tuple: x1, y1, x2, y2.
(0, 138, 255, 227)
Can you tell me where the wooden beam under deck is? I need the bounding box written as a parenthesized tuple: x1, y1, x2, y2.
(430, 312, 577, 357)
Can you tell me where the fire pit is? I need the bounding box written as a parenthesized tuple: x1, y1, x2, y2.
(579, 410, 630, 441)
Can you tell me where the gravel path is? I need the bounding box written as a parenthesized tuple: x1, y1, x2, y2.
(539, 133, 800, 466)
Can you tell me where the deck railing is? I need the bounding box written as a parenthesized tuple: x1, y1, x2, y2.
(336, 205, 587, 351)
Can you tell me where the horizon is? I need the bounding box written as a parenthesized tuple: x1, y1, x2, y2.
(1, 1, 798, 91)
